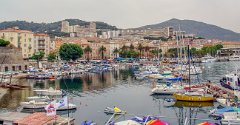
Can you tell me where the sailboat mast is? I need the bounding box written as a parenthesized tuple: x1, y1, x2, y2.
(188, 45, 190, 87)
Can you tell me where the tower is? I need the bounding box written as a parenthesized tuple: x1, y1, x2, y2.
(61, 21, 70, 33)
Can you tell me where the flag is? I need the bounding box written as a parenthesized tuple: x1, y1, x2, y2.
(45, 100, 57, 116)
(56, 96, 68, 109)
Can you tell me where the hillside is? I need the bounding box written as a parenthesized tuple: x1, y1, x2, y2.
(0, 19, 117, 37)
(139, 18, 240, 41)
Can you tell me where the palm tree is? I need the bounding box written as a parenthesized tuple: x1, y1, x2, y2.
(120, 45, 128, 58)
(137, 43, 143, 58)
(99, 45, 106, 59)
(84, 45, 92, 62)
(130, 43, 134, 51)
(113, 48, 119, 58)
(121, 45, 128, 52)
(144, 46, 150, 58)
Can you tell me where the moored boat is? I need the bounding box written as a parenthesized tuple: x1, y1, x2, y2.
(33, 87, 62, 96)
(152, 84, 185, 95)
(104, 107, 127, 115)
(173, 91, 215, 102)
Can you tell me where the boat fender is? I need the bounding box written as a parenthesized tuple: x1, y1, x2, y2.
(199, 97, 201, 100)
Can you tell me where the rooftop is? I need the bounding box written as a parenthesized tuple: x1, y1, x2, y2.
(0, 28, 33, 33)
(34, 33, 49, 37)
(14, 112, 56, 125)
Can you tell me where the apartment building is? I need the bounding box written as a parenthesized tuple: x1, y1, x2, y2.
(0, 27, 54, 58)
(0, 27, 34, 58)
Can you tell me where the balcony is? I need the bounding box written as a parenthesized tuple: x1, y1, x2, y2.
(38, 38, 45, 41)
(38, 46, 45, 50)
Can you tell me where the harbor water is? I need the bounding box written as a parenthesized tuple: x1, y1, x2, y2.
(1, 61, 240, 124)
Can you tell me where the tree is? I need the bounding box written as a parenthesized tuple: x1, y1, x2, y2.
(215, 44, 223, 50)
(120, 45, 128, 58)
(144, 46, 150, 58)
(113, 48, 119, 58)
(31, 51, 45, 68)
(31, 51, 45, 60)
(84, 45, 92, 62)
(190, 47, 197, 57)
(99, 45, 106, 59)
(59, 43, 83, 61)
(0, 39, 10, 46)
(121, 45, 128, 52)
(137, 43, 144, 58)
(48, 52, 57, 61)
(129, 44, 134, 51)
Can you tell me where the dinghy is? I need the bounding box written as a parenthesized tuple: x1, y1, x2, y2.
(104, 107, 126, 115)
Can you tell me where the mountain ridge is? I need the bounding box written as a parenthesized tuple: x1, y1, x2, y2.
(0, 19, 117, 37)
(138, 18, 240, 41)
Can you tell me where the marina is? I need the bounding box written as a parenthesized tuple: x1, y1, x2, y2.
(0, 60, 240, 124)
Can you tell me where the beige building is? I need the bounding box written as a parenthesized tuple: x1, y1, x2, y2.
(0, 27, 34, 58)
(61, 20, 97, 37)
(33, 34, 54, 57)
(0, 27, 54, 59)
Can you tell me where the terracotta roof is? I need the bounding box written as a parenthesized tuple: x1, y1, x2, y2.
(0, 29, 33, 33)
(222, 41, 240, 45)
(14, 112, 56, 125)
(34, 33, 49, 37)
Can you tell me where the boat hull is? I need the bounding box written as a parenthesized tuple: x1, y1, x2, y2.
(173, 93, 214, 102)
(152, 88, 185, 95)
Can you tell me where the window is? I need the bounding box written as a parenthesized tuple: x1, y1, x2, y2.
(5, 67, 8, 72)
(25, 65, 28, 70)
(12, 66, 15, 71)
(19, 66, 21, 71)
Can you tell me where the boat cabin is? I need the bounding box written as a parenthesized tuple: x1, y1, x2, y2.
(221, 74, 240, 90)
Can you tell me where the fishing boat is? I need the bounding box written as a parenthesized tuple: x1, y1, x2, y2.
(104, 107, 127, 115)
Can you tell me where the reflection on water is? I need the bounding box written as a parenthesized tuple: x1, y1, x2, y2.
(152, 94, 217, 125)
(0, 62, 239, 124)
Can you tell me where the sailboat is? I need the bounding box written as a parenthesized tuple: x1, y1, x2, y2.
(173, 45, 215, 102)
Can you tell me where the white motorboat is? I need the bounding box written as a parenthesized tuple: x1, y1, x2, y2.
(221, 112, 240, 125)
(20, 100, 48, 109)
(21, 100, 77, 110)
(27, 96, 50, 102)
(152, 84, 185, 95)
(229, 55, 240, 61)
(33, 87, 62, 96)
(57, 103, 77, 111)
(201, 55, 216, 63)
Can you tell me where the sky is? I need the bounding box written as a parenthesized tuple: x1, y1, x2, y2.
(0, 0, 240, 32)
